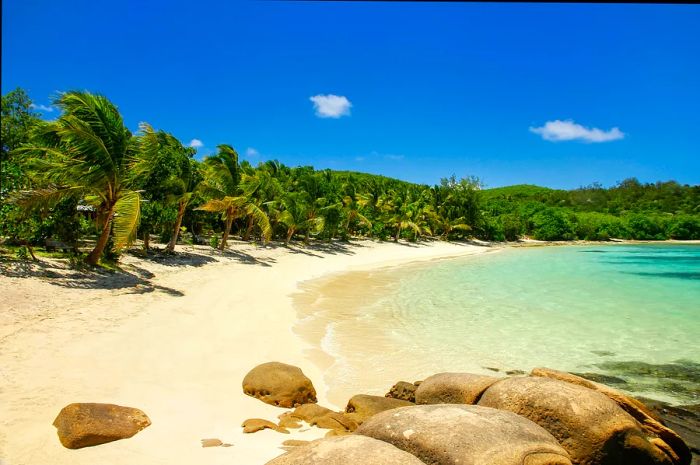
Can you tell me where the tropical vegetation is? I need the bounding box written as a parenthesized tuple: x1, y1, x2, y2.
(1, 88, 699, 265)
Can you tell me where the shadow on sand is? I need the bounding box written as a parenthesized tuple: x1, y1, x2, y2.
(0, 257, 184, 296)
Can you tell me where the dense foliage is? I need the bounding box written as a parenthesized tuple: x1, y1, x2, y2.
(1, 89, 698, 264)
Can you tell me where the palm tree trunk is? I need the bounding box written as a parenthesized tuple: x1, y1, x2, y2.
(394, 225, 402, 242)
(22, 240, 37, 260)
(166, 202, 187, 253)
(143, 230, 150, 253)
(220, 207, 234, 251)
(243, 216, 254, 241)
(304, 230, 310, 244)
(86, 204, 115, 265)
(286, 227, 295, 245)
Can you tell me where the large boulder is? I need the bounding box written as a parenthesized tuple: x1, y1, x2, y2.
(265, 435, 426, 465)
(242, 362, 317, 408)
(53, 403, 151, 449)
(356, 404, 572, 465)
(345, 394, 414, 424)
(478, 376, 677, 465)
(531, 367, 691, 465)
(414, 372, 501, 405)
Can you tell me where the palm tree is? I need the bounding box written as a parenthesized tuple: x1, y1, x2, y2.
(238, 170, 278, 242)
(135, 123, 200, 253)
(12, 91, 140, 265)
(196, 145, 241, 250)
(279, 192, 324, 244)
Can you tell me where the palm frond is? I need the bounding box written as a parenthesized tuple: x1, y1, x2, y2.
(9, 185, 86, 213)
(112, 190, 141, 250)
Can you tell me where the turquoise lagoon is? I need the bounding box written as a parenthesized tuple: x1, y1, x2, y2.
(297, 244, 700, 406)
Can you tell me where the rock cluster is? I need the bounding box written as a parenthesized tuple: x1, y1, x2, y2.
(253, 362, 692, 465)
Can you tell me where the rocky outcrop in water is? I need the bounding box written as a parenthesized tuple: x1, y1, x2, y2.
(258, 365, 693, 465)
(53, 403, 151, 449)
(242, 362, 317, 408)
(532, 367, 691, 464)
(479, 376, 678, 465)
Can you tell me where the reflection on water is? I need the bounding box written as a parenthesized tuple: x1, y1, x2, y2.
(296, 244, 700, 406)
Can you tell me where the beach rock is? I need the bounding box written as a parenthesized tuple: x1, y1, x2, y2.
(324, 429, 351, 438)
(282, 439, 309, 447)
(641, 399, 700, 465)
(242, 418, 289, 434)
(52, 403, 151, 449)
(201, 438, 223, 447)
(478, 376, 676, 465)
(414, 372, 501, 405)
(386, 381, 420, 402)
(344, 394, 414, 424)
(310, 412, 358, 432)
(265, 435, 426, 465)
(289, 403, 334, 423)
(242, 362, 317, 408)
(356, 404, 572, 465)
(277, 413, 302, 429)
(532, 367, 691, 464)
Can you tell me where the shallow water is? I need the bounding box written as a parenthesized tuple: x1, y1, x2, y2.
(295, 244, 700, 406)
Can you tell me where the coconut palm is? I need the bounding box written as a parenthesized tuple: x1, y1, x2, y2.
(134, 123, 200, 252)
(196, 145, 241, 250)
(238, 170, 278, 242)
(279, 192, 324, 244)
(197, 145, 272, 249)
(12, 91, 140, 265)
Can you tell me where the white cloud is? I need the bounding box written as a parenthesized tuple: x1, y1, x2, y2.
(529, 119, 624, 143)
(188, 139, 204, 148)
(30, 103, 54, 112)
(246, 147, 260, 158)
(309, 94, 352, 118)
(385, 154, 405, 161)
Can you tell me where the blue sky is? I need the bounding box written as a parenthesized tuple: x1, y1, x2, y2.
(2, 1, 699, 189)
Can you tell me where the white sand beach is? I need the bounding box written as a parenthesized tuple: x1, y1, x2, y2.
(0, 240, 493, 465)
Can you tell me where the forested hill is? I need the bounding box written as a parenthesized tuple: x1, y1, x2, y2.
(476, 181, 700, 241)
(1, 88, 699, 265)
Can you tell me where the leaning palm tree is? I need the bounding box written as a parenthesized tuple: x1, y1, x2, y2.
(196, 145, 241, 250)
(12, 91, 140, 265)
(279, 192, 324, 245)
(197, 145, 272, 249)
(238, 170, 278, 242)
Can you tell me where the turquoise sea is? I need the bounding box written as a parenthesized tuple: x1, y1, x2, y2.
(298, 244, 700, 406)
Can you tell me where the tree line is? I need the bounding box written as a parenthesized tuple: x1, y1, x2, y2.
(1, 88, 698, 265)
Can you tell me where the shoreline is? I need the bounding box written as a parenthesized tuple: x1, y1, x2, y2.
(292, 240, 700, 408)
(0, 239, 496, 465)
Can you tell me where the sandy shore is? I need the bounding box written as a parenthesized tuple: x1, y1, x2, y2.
(0, 239, 494, 465)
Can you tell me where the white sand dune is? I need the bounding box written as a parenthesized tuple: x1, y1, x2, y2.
(0, 239, 492, 465)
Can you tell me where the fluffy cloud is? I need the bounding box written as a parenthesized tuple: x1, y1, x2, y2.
(309, 94, 352, 118)
(246, 147, 260, 158)
(188, 139, 204, 148)
(30, 103, 54, 112)
(529, 119, 624, 143)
